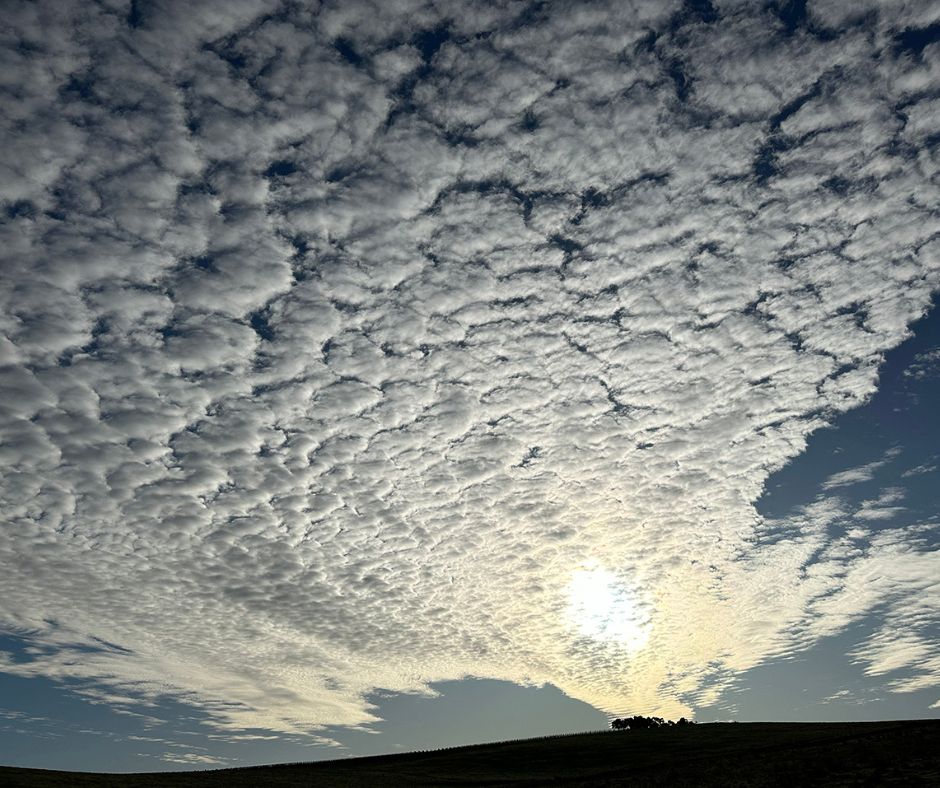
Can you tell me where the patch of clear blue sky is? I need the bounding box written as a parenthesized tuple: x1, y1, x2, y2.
(1, 302, 938, 770)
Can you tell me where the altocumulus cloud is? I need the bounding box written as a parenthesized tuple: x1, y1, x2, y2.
(1, 0, 939, 738)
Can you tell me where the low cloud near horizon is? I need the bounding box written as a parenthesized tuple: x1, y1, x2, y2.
(1, 0, 939, 740)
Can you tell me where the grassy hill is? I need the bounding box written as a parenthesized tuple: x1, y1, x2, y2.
(2, 720, 939, 786)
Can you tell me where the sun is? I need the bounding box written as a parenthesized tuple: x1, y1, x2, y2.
(566, 565, 651, 650)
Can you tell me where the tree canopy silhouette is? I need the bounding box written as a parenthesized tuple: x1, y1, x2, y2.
(610, 715, 694, 730)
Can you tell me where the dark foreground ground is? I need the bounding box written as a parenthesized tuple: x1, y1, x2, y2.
(3, 720, 939, 787)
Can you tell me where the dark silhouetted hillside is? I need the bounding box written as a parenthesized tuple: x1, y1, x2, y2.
(2, 720, 939, 786)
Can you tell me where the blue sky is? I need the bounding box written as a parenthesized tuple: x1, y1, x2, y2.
(2, 0, 940, 773)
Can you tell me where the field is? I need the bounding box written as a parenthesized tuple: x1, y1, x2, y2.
(2, 720, 939, 786)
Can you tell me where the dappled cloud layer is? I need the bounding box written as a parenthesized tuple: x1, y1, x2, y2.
(2, 0, 940, 737)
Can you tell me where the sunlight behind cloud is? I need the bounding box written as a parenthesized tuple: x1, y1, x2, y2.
(567, 566, 651, 651)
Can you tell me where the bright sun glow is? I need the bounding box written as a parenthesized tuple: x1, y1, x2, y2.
(567, 566, 651, 650)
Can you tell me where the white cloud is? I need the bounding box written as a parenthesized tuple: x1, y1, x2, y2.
(1, 0, 939, 739)
(904, 348, 940, 380)
(155, 752, 229, 766)
(902, 461, 938, 478)
(853, 487, 907, 521)
(822, 450, 902, 491)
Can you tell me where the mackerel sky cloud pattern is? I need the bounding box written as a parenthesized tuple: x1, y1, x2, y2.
(1, 0, 939, 741)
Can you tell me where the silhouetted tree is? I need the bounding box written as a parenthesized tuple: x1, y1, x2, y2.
(610, 715, 695, 731)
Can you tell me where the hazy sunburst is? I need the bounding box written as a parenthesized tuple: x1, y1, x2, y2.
(566, 565, 651, 651)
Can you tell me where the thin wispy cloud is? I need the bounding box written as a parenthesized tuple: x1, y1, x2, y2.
(853, 487, 907, 521)
(821, 448, 902, 491)
(902, 461, 938, 478)
(904, 348, 940, 379)
(1, 0, 939, 742)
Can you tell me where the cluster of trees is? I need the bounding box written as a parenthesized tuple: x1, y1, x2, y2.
(610, 716, 694, 730)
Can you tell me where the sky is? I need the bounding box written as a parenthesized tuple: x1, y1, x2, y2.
(1, 0, 939, 773)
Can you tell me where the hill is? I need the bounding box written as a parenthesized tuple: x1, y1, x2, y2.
(2, 720, 939, 786)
